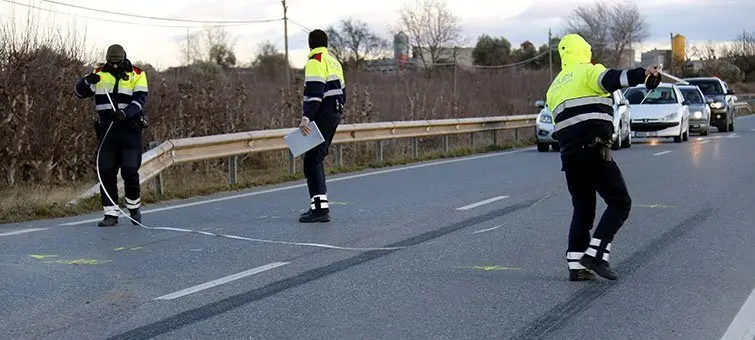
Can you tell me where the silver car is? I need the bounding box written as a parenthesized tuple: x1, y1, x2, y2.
(677, 84, 712, 136)
(534, 90, 632, 152)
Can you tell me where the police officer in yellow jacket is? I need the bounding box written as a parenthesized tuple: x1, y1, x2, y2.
(297, 29, 346, 223)
(546, 34, 660, 281)
(74, 44, 148, 227)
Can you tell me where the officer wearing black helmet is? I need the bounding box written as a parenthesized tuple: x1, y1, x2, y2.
(74, 44, 149, 227)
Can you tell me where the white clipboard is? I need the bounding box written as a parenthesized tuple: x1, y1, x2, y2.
(284, 121, 325, 157)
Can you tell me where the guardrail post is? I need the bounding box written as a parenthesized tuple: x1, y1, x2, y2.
(412, 138, 418, 158)
(443, 135, 449, 153)
(228, 156, 237, 185)
(470, 133, 475, 150)
(148, 141, 164, 196)
(376, 140, 384, 162)
(515, 128, 520, 141)
(335, 145, 343, 168)
(288, 151, 296, 175)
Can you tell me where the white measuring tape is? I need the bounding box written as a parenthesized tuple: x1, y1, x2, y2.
(95, 91, 404, 252)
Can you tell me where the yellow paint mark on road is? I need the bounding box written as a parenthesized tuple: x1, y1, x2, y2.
(30, 255, 58, 259)
(458, 265, 520, 271)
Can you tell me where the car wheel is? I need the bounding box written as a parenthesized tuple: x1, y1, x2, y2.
(683, 128, 689, 142)
(729, 120, 735, 132)
(537, 142, 549, 152)
(551, 143, 560, 152)
(674, 128, 683, 143)
(611, 135, 621, 150)
(720, 121, 729, 132)
(700, 127, 709, 136)
(621, 132, 631, 148)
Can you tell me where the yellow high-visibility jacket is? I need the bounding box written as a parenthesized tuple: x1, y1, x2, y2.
(302, 47, 346, 120)
(546, 34, 647, 154)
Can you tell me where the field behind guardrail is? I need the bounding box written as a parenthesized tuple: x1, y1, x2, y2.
(0, 30, 550, 223)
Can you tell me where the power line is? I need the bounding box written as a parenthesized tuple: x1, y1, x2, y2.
(0, 0, 270, 28)
(39, 0, 282, 24)
(288, 19, 311, 33)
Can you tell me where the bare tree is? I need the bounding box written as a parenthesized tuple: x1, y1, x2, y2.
(178, 25, 237, 67)
(563, 0, 649, 67)
(397, 0, 463, 66)
(325, 18, 389, 68)
(722, 30, 755, 81)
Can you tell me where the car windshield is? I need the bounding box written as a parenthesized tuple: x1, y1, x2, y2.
(625, 87, 677, 105)
(680, 88, 704, 104)
(687, 80, 724, 95)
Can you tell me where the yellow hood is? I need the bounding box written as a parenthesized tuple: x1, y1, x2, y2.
(558, 34, 592, 70)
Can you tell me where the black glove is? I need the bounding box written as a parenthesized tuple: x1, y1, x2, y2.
(85, 73, 100, 84)
(111, 110, 126, 122)
(644, 72, 661, 90)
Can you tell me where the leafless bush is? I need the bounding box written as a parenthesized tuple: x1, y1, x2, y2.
(0, 15, 550, 188)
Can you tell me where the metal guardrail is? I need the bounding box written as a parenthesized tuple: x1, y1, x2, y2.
(70, 114, 538, 203)
(68, 92, 755, 204)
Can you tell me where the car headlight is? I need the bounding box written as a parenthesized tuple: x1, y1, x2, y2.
(663, 112, 678, 121)
(539, 114, 552, 124)
(711, 101, 724, 109)
(693, 111, 702, 119)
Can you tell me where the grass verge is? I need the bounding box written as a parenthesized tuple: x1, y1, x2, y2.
(1, 130, 537, 225)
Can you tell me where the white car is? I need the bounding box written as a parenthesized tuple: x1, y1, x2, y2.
(623, 83, 690, 143)
(534, 90, 633, 152)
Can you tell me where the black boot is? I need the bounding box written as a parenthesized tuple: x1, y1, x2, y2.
(581, 237, 617, 280)
(298, 209, 330, 223)
(129, 208, 142, 225)
(569, 269, 596, 281)
(579, 255, 617, 280)
(98, 215, 118, 227)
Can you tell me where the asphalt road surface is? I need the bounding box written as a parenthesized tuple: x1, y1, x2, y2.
(3, 116, 755, 340)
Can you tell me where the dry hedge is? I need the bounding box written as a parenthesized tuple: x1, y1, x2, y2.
(0, 44, 551, 189)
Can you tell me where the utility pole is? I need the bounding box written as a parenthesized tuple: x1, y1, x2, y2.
(548, 28, 553, 80)
(282, 0, 290, 86)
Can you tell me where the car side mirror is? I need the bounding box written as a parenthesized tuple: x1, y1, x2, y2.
(682, 100, 690, 106)
(535, 100, 545, 108)
(619, 99, 629, 106)
(727, 89, 735, 95)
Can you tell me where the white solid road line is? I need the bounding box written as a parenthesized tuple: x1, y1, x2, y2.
(154, 262, 289, 301)
(0, 228, 49, 237)
(58, 147, 533, 226)
(472, 224, 503, 234)
(720, 285, 755, 340)
(699, 140, 711, 144)
(653, 150, 672, 156)
(456, 196, 510, 211)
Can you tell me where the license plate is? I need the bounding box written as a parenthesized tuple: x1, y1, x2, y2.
(635, 131, 657, 137)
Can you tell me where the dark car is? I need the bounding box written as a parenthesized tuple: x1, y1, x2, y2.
(682, 77, 737, 132)
(677, 84, 712, 136)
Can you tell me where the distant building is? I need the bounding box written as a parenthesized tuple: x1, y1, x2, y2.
(641, 49, 672, 67)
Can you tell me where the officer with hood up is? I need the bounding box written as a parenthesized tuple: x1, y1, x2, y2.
(546, 34, 661, 281)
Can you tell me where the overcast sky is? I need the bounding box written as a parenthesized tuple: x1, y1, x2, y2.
(2, 0, 752, 70)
